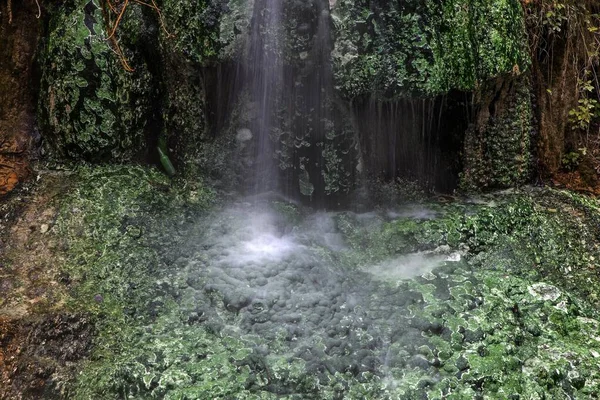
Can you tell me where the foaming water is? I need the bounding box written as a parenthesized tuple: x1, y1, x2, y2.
(177, 200, 474, 394)
(366, 251, 459, 281)
(212, 208, 300, 267)
(239, 234, 297, 263)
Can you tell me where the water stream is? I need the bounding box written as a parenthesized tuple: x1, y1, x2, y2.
(176, 200, 469, 394)
(245, 0, 284, 194)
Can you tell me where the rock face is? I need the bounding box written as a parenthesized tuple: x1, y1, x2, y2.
(460, 73, 533, 190)
(30, 0, 537, 199)
(331, 0, 528, 98)
(36, 0, 230, 167)
(0, 0, 42, 195)
(37, 0, 158, 162)
(2, 0, 598, 196)
(332, 0, 533, 192)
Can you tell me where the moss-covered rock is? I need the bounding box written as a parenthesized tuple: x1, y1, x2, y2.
(460, 74, 534, 190)
(48, 172, 600, 398)
(38, 0, 158, 161)
(157, 0, 241, 181)
(332, 0, 528, 99)
(160, 0, 228, 64)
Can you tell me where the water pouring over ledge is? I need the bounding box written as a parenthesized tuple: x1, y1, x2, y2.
(245, 0, 284, 195)
(235, 0, 358, 206)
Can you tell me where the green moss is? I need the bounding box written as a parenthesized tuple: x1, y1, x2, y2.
(332, 0, 528, 99)
(460, 75, 533, 191)
(329, 190, 600, 397)
(160, 0, 227, 64)
(50, 164, 600, 399)
(53, 166, 216, 397)
(38, 1, 156, 161)
(57, 166, 213, 311)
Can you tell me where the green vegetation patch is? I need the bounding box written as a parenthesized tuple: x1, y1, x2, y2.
(53, 170, 600, 398)
(54, 165, 216, 398)
(332, 0, 528, 99)
(38, 0, 156, 161)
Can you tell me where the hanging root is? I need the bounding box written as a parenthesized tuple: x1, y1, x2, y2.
(5, 0, 41, 23)
(103, 0, 172, 72)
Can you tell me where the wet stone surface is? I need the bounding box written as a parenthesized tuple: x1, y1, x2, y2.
(60, 178, 600, 399)
(127, 201, 599, 398)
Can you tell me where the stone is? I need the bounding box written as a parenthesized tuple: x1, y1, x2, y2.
(236, 128, 253, 143)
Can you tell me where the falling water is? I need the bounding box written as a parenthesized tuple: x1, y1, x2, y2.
(238, 0, 357, 206)
(245, 0, 285, 194)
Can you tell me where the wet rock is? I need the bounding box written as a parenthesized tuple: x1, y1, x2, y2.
(463, 328, 485, 344)
(236, 128, 253, 143)
(528, 283, 562, 302)
(0, 313, 93, 399)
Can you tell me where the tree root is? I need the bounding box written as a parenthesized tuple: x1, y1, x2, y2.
(103, 0, 171, 72)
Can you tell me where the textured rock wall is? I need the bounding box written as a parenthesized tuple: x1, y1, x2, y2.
(0, 0, 43, 195)
(36, 0, 231, 169)
(37, 0, 157, 162)
(332, 0, 528, 99)
(460, 74, 534, 190)
(17, 0, 587, 195)
(524, 0, 599, 177)
(332, 0, 533, 191)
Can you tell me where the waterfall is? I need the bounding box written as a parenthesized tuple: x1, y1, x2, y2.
(245, 0, 285, 195)
(237, 0, 358, 207)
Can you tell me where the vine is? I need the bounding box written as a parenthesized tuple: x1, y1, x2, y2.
(101, 0, 171, 72)
(3, 0, 41, 24)
(524, 0, 600, 177)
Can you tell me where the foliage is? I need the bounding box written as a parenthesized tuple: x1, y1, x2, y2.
(460, 75, 533, 191)
(332, 0, 529, 99)
(341, 189, 600, 305)
(561, 150, 582, 171)
(37, 0, 229, 163)
(526, 1, 600, 137)
(569, 78, 600, 132)
(160, 0, 228, 64)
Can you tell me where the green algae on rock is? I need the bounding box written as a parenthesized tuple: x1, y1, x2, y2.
(332, 0, 528, 99)
(49, 172, 600, 398)
(460, 74, 534, 191)
(38, 1, 157, 161)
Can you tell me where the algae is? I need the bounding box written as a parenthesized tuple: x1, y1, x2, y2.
(332, 0, 528, 99)
(38, 0, 156, 161)
(50, 172, 600, 398)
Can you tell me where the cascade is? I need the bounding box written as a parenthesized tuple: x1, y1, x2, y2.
(233, 0, 469, 204)
(6, 1, 600, 398)
(245, 0, 284, 194)
(236, 0, 357, 207)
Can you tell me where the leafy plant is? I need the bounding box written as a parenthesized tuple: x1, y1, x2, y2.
(569, 78, 600, 131)
(542, 1, 569, 34)
(561, 151, 581, 171)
